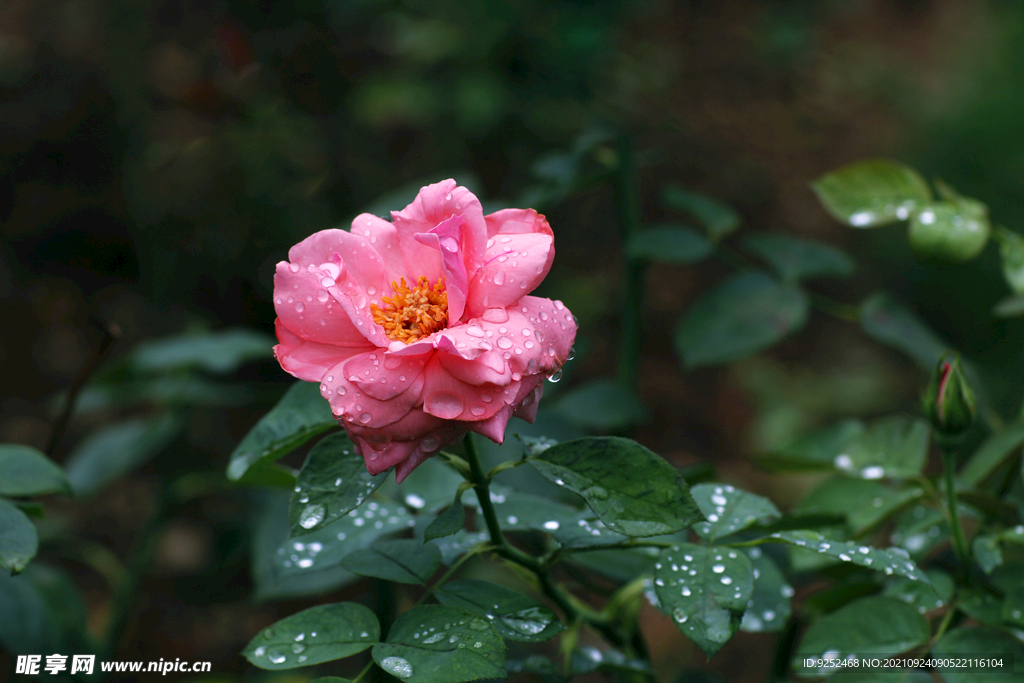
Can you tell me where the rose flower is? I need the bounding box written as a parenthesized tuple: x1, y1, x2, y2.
(273, 180, 576, 481)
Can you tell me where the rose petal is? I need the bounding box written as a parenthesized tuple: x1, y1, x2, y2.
(322, 356, 426, 429)
(438, 348, 511, 386)
(420, 355, 507, 422)
(465, 232, 553, 317)
(274, 319, 372, 382)
(484, 208, 553, 238)
(468, 374, 544, 443)
(288, 228, 388, 297)
(274, 261, 368, 346)
(349, 212, 443, 286)
(342, 349, 430, 401)
(392, 180, 487, 275)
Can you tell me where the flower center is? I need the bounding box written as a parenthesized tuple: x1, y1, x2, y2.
(370, 276, 448, 343)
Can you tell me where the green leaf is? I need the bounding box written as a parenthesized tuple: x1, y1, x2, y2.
(739, 547, 792, 633)
(436, 578, 563, 642)
(1001, 585, 1024, 627)
(289, 432, 387, 537)
(795, 477, 923, 535)
(0, 445, 70, 497)
(675, 272, 808, 368)
(961, 419, 1024, 486)
(999, 229, 1024, 293)
(132, 328, 273, 374)
(253, 492, 412, 601)
(972, 525, 1024, 573)
(742, 234, 855, 282)
(882, 569, 953, 613)
(234, 461, 297, 490)
(931, 626, 1024, 682)
(0, 499, 38, 574)
(762, 420, 866, 472)
(340, 539, 441, 584)
(227, 381, 337, 481)
(958, 589, 1003, 626)
(626, 225, 714, 264)
(570, 547, 660, 582)
(383, 456, 466, 514)
(529, 437, 703, 537)
(908, 201, 991, 262)
(372, 605, 505, 683)
(65, 414, 182, 496)
(0, 567, 63, 653)
(833, 417, 930, 480)
(992, 293, 1024, 318)
(794, 596, 929, 676)
(424, 496, 465, 542)
(690, 483, 780, 542)
(551, 379, 648, 431)
(653, 543, 755, 657)
(662, 185, 741, 241)
(767, 530, 930, 583)
(553, 516, 630, 548)
(243, 602, 379, 670)
(811, 160, 931, 228)
(481, 490, 583, 534)
(859, 293, 948, 370)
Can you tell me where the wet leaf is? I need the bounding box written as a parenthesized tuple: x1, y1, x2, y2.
(436, 578, 562, 642)
(243, 602, 379, 670)
(811, 160, 931, 228)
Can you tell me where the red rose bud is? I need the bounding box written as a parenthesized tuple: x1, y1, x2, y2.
(923, 352, 976, 439)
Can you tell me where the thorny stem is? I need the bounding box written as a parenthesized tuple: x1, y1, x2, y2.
(462, 436, 627, 651)
(47, 318, 120, 457)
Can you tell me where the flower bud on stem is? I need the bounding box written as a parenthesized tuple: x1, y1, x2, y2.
(923, 352, 975, 576)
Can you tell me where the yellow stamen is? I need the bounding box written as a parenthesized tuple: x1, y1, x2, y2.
(371, 276, 448, 343)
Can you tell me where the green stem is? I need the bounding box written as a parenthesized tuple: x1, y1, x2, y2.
(462, 436, 625, 649)
(941, 446, 970, 575)
(351, 660, 375, 683)
(615, 134, 644, 390)
(932, 595, 959, 645)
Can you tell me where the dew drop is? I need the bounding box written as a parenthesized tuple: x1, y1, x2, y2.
(380, 656, 414, 679)
(299, 504, 326, 529)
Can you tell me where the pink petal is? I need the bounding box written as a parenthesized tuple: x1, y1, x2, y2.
(287, 228, 388, 297)
(468, 374, 544, 444)
(465, 232, 553, 317)
(414, 214, 469, 323)
(322, 356, 426, 429)
(420, 355, 507, 422)
(438, 348, 511, 386)
(342, 349, 430, 401)
(484, 208, 553, 238)
(274, 261, 369, 346)
(349, 435, 420, 476)
(392, 180, 488, 275)
(349, 212, 443, 286)
(274, 319, 372, 383)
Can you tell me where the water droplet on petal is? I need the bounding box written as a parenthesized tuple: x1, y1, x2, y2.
(425, 392, 464, 419)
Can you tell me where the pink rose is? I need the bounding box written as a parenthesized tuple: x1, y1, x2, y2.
(273, 180, 577, 482)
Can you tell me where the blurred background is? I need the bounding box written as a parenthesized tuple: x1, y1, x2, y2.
(4, 0, 1024, 681)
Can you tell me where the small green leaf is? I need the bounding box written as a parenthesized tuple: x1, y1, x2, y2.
(626, 225, 714, 264)
(234, 461, 297, 490)
(483, 490, 583, 534)
(958, 589, 1003, 626)
(992, 293, 1024, 317)
(228, 381, 337, 481)
(739, 548, 792, 633)
(436, 578, 563, 642)
(0, 499, 38, 574)
(908, 201, 990, 262)
(552, 379, 649, 431)
(372, 605, 505, 683)
(834, 417, 930, 480)
(675, 272, 808, 368)
(794, 596, 929, 676)
(424, 496, 465, 542)
(340, 539, 441, 584)
(253, 492, 412, 601)
(811, 160, 931, 228)
(289, 432, 387, 537)
(553, 516, 630, 548)
(690, 483, 780, 542)
(882, 569, 953, 613)
(1001, 585, 1024, 627)
(662, 185, 740, 241)
(243, 602, 379, 670)
(971, 525, 1024, 574)
(859, 293, 947, 370)
(742, 234, 855, 282)
(132, 328, 273, 374)
(767, 530, 930, 583)
(999, 229, 1024, 293)
(65, 414, 181, 496)
(653, 543, 754, 657)
(529, 437, 703, 537)
(0, 445, 70, 497)
(763, 420, 866, 472)
(931, 626, 1024, 682)
(796, 477, 923, 535)
(960, 419, 1024, 486)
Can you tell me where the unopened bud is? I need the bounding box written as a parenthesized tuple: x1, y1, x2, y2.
(923, 352, 976, 438)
